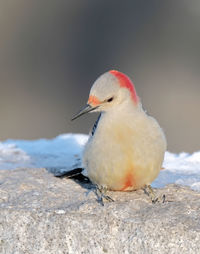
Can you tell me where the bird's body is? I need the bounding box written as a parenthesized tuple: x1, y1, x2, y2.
(72, 70, 166, 191)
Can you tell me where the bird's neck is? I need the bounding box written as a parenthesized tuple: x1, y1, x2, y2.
(93, 100, 146, 142)
(100, 99, 145, 127)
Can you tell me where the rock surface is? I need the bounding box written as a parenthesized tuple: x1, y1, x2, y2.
(0, 168, 200, 254)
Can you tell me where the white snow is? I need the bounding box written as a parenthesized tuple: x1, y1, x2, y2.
(152, 151, 200, 191)
(0, 134, 88, 171)
(0, 134, 200, 191)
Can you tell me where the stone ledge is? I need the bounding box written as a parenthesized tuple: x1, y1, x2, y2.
(0, 168, 200, 254)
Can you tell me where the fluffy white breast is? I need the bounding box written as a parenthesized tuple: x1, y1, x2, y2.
(82, 101, 166, 190)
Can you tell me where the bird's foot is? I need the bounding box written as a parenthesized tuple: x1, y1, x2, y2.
(143, 185, 165, 204)
(95, 185, 114, 206)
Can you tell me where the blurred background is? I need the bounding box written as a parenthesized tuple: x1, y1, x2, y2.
(0, 0, 200, 153)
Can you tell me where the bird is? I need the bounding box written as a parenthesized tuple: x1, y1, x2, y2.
(71, 70, 167, 201)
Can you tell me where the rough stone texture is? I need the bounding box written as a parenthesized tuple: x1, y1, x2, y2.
(0, 168, 200, 254)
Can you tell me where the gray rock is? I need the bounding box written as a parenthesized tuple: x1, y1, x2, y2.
(0, 168, 200, 254)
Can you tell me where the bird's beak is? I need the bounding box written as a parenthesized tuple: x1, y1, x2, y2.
(71, 104, 99, 121)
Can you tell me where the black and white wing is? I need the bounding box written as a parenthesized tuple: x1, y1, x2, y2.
(90, 113, 102, 136)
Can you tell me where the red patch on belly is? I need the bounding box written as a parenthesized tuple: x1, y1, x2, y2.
(120, 172, 135, 191)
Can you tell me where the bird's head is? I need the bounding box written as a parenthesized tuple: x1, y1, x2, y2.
(71, 70, 139, 120)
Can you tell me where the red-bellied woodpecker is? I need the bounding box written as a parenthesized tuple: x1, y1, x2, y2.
(72, 70, 166, 196)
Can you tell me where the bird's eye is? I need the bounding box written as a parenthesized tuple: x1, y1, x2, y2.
(107, 97, 114, 102)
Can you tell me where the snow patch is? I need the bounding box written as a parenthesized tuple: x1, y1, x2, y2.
(0, 134, 200, 191)
(152, 151, 200, 191)
(0, 134, 88, 171)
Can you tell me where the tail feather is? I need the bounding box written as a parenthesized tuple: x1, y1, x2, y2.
(54, 168, 90, 183)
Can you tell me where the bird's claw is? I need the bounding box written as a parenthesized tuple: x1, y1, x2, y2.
(143, 185, 166, 204)
(95, 185, 114, 206)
